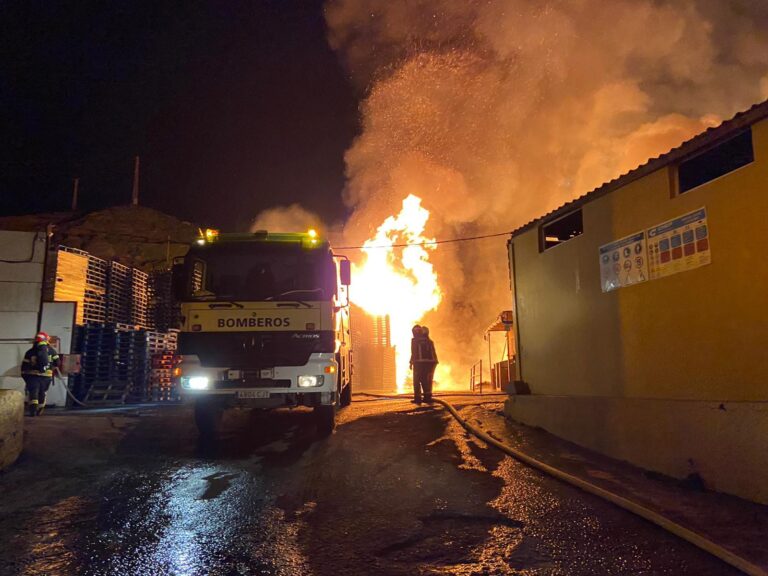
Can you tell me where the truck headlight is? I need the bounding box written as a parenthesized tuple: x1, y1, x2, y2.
(298, 375, 324, 388)
(188, 376, 211, 390)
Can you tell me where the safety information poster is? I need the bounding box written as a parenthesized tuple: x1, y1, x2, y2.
(599, 231, 649, 293)
(646, 207, 710, 280)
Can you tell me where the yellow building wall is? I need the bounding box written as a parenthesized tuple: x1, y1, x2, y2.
(512, 117, 768, 402)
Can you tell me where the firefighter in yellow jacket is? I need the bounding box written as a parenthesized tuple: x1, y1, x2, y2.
(21, 332, 60, 416)
(409, 324, 438, 404)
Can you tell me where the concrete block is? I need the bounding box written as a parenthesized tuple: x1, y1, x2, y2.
(0, 281, 44, 312)
(0, 389, 24, 470)
(0, 262, 44, 284)
(0, 312, 40, 339)
(0, 230, 45, 263)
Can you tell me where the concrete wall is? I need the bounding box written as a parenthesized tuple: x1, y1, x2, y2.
(0, 390, 24, 469)
(0, 231, 46, 394)
(507, 117, 768, 503)
(506, 395, 768, 503)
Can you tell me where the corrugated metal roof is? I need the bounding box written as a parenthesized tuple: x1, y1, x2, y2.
(510, 99, 768, 238)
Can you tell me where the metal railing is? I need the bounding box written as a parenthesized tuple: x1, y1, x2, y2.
(470, 360, 483, 393)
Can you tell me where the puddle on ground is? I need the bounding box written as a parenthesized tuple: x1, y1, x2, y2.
(427, 411, 488, 472)
(198, 471, 240, 500)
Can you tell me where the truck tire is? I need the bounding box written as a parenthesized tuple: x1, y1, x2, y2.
(314, 404, 336, 437)
(340, 378, 352, 407)
(195, 399, 223, 441)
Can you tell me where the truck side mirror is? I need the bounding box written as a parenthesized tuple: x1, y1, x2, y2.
(171, 263, 186, 301)
(339, 259, 351, 286)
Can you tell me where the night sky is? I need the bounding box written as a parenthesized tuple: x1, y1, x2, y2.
(1, 0, 359, 229)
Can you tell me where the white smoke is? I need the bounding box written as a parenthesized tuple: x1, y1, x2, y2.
(250, 204, 323, 234)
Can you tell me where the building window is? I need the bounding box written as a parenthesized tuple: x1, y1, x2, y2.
(678, 129, 754, 194)
(540, 209, 583, 251)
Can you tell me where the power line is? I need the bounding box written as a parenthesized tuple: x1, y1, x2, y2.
(336, 230, 512, 250)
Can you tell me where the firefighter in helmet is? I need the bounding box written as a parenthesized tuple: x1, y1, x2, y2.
(422, 326, 438, 392)
(21, 332, 60, 416)
(409, 324, 438, 404)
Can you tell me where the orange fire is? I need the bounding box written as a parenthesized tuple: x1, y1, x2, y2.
(351, 194, 442, 391)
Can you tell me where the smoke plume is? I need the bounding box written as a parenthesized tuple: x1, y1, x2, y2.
(325, 0, 768, 385)
(250, 204, 323, 234)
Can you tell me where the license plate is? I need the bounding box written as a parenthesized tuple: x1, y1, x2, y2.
(237, 390, 270, 399)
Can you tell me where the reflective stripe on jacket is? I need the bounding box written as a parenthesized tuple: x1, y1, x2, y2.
(410, 336, 438, 364)
(21, 344, 60, 377)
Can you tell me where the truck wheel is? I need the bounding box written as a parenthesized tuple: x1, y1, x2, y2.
(314, 404, 336, 437)
(340, 378, 352, 407)
(195, 399, 223, 440)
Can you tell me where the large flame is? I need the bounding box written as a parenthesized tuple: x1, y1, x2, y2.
(351, 194, 442, 391)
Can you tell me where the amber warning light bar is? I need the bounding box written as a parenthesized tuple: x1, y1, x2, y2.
(195, 228, 322, 247)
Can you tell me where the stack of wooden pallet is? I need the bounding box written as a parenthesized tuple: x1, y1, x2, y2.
(130, 269, 149, 328)
(148, 270, 176, 332)
(83, 255, 108, 324)
(106, 261, 132, 325)
(79, 324, 131, 405)
(51, 248, 89, 325)
(49, 245, 183, 405)
(147, 331, 179, 402)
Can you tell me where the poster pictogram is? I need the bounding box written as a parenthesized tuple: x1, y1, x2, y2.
(646, 207, 710, 280)
(599, 231, 648, 293)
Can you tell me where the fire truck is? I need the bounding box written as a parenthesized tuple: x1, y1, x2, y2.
(172, 229, 352, 438)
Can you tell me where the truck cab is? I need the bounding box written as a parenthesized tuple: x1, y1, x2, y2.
(173, 229, 352, 438)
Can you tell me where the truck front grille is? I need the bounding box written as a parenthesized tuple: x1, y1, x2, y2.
(178, 330, 334, 369)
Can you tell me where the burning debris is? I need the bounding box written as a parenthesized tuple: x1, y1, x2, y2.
(350, 194, 441, 390)
(350, 304, 396, 393)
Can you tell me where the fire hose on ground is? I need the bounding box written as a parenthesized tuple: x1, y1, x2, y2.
(53, 371, 89, 408)
(352, 393, 765, 576)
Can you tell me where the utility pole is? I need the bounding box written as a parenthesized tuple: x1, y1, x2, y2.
(131, 155, 140, 206)
(71, 177, 79, 211)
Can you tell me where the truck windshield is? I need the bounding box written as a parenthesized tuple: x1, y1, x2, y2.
(183, 243, 336, 302)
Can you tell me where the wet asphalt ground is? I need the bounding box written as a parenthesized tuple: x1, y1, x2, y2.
(0, 396, 739, 575)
